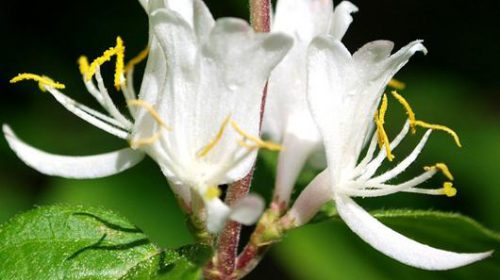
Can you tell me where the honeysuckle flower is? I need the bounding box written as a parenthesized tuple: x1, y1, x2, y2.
(263, 0, 358, 208)
(286, 36, 493, 269)
(5, 0, 293, 232)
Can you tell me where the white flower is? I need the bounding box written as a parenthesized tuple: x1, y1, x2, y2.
(287, 36, 493, 269)
(263, 0, 358, 208)
(5, 0, 292, 232)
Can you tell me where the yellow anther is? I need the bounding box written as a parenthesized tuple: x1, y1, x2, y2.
(114, 37, 125, 90)
(78, 56, 90, 75)
(391, 91, 417, 133)
(82, 36, 125, 90)
(204, 186, 222, 200)
(379, 94, 389, 123)
(388, 79, 406, 90)
(125, 47, 149, 72)
(129, 132, 161, 149)
(374, 94, 394, 161)
(230, 120, 282, 151)
(197, 116, 231, 158)
(413, 120, 462, 147)
(424, 163, 454, 181)
(442, 182, 457, 197)
(127, 100, 171, 130)
(374, 114, 395, 161)
(10, 73, 66, 91)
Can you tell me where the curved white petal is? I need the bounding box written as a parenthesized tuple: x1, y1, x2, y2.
(335, 195, 493, 270)
(329, 1, 358, 40)
(4, 125, 145, 179)
(200, 19, 293, 182)
(193, 0, 215, 42)
(165, 0, 194, 26)
(353, 40, 427, 86)
(148, 0, 166, 12)
(273, 133, 319, 206)
(206, 198, 231, 233)
(138, 0, 148, 11)
(273, 0, 333, 42)
(148, 0, 194, 26)
(307, 36, 352, 182)
(352, 40, 394, 66)
(151, 9, 293, 185)
(229, 194, 265, 226)
(288, 169, 331, 226)
(132, 7, 198, 150)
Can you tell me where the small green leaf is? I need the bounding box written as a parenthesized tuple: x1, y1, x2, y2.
(0, 205, 211, 280)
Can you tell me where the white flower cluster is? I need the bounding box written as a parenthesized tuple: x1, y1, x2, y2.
(5, 0, 492, 270)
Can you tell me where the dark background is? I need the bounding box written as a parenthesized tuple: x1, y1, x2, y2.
(1, 0, 500, 279)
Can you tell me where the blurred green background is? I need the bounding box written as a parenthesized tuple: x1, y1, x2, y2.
(1, 0, 499, 279)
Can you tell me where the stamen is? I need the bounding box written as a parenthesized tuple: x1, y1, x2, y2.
(424, 163, 454, 181)
(230, 120, 282, 151)
(82, 36, 125, 90)
(379, 94, 389, 122)
(388, 79, 406, 90)
(374, 94, 394, 161)
(389, 91, 462, 147)
(127, 99, 171, 130)
(125, 47, 149, 72)
(391, 91, 417, 133)
(197, 116, 231, 158)
(114, 37, 125, 90)
(442, 182, 457, 197)
(413, 120, 462, 147)
(129, 132, 161, 149)
(237, 139, 260, 150)
(10, 73, 66, 91)
(204, 186, 221, 200)
(78, 56, 90, 75)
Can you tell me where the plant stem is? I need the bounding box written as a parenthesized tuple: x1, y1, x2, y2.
(211, 173, 255, 279)
(205, 1, 272, 279)
(250, 0, 271, 33)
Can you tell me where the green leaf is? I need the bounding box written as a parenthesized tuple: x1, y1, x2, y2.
(276, 209, 500, 280)
(0, 205, 211, 280)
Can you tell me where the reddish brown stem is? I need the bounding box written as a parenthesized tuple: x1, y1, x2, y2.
(204, 1, 271, 279)
(212, 172, 254, 279)
(250, 0, 271, 33)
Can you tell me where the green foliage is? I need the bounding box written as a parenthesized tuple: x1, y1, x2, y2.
(275, 209, 500, 280)
(0, 205, 211, 280)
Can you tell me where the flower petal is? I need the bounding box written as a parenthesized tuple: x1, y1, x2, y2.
(229, 194, 265, 225)
(307, 36, 352, 182)
(150, 8, 198, 119)
(3, 125, 144, 179)
(352, 40, 427, 86)
(132, 8, 198, 146)
(335, 195, 493, 270)
(138, 0, 148, 11)
(193, 0, 215, 42)
(149, 0, 194, 26)
(329, 1, 358, 40)
(274, 133, 320, 206)
(288, 169, 331, 226)
(151, 9, 292, 184)
(164, 0, 194, 26)
(206, 198, 231, 233)
(273, 0, 333, 42)
(198, 18, 293, 182)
